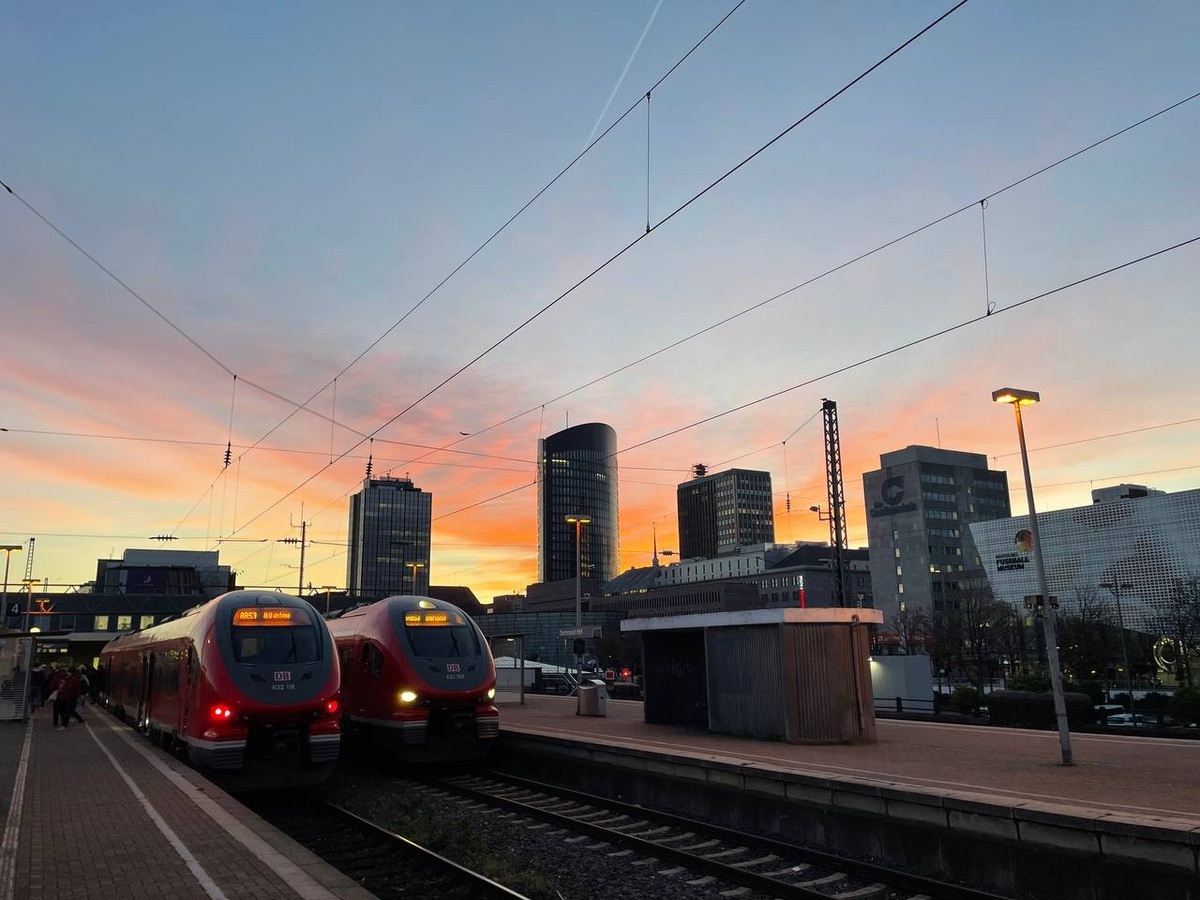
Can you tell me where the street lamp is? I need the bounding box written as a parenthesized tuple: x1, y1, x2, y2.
(21, 579, 38, 633)
(1100, 581, 1135, 707)
(407, 561, 426, 594)
(0, 545, 22, 628)
(566, 512, 592, 684)
(319, 585, 338, 615)
(992, 387, 1073, 766)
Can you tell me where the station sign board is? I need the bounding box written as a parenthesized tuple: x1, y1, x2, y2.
(558, 625, 603, 639)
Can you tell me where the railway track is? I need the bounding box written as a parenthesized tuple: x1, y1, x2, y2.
(243, 792, 534, 900)
(418, 770, 1015, 900)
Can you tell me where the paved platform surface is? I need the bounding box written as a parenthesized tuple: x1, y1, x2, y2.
(496, 692, 1200, 827)
(0, 709, 375, 900)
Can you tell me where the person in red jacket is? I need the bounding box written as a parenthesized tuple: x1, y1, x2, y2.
(52, 667, 84, 730)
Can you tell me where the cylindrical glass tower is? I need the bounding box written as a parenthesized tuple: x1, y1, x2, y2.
(538, 423, 619, 585)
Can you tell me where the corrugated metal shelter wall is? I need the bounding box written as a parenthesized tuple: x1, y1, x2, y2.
(705, 626, 785, 740)
(783, 622, 875, 744)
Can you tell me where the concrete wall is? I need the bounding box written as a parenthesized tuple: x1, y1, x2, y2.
(870, 654, 934, 713)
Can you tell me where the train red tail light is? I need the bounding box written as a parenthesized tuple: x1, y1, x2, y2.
(325, 699, 339, 714)
(210, 704, 234, 721)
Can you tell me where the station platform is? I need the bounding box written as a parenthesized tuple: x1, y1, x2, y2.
(493, 692, 1200, 898)
(0, 709, 375, 900)
(496, 692, 1200, 825)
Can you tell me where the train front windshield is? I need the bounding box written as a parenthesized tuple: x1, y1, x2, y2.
(230, 607, 322, 664)
(403, 610, 481, 658)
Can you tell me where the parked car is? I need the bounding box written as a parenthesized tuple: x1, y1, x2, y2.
(1106, 713, 1155, 728)
(530, 672, 577, 695)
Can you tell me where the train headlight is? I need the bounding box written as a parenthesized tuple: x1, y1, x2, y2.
(399, 690, 418, 704)
(486, 688, 495, 700)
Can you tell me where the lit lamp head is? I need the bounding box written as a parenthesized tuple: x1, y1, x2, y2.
(992, 387, 1040, 406)
(565, 514, 592, 526)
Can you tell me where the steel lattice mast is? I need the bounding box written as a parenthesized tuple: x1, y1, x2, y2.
(822, 399, 849, 607)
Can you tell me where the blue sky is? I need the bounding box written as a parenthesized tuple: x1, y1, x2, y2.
(2, 1, 1198, 599)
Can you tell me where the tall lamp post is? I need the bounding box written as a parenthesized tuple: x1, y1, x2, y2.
(1100, 581, 1135, 707)
(566, 512, 591, 684)
(407, 561, 426, 595)
(1, 545, 22, 629)
(992, 388, 1073, 766)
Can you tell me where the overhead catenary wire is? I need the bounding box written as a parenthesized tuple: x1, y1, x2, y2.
(225, 1, 972, 536)
(429, 234, 1200, 524)
(0, 1, 750, 526)
(373, 86, 1200, 480)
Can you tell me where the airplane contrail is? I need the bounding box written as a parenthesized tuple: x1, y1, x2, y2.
(585, 0, 666, 146)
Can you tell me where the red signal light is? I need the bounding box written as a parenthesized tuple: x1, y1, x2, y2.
(210, 705, 234, 721)
(324, 699, 339, 715)
(620, 668, 632, 680)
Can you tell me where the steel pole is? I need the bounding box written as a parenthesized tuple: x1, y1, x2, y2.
(2, 550, 13, 631)
(574, 520, 582, 686)
(1015, 403, 1074, 766)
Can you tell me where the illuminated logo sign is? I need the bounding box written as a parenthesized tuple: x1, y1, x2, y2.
(869, 475, 918, 518)
(232, 607, 297, 626)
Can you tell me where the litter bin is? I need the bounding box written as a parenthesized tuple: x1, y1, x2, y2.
(576, 682, 607, 717)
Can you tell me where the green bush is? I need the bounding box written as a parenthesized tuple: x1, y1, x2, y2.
(1008, 673, 1051, 693)
(984, 689, 1093, 728)
(1137, 691, 1171, 712)
(1072, 680, 1105, 704)
(950, 685, 979, 714)
(1170, 687, 1200, 725)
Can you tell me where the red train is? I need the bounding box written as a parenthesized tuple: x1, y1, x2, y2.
(326, 595, 499, 760)
(100, 590, 341, 788)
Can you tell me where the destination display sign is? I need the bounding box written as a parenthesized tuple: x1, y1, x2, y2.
(405, 611, 466, 628)
(232, 607, 297, 626)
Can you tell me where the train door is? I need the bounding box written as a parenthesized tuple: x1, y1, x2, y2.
(137, 652, 155, 731)
(180, 646, 196, 736)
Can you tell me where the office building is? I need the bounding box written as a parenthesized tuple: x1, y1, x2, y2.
(537, 423, 620, 585)
(863, 445, 1011, 622)
(970, 485, 1200, 634)
(347, 475, 432, 599)
(677, 467, 775, 559)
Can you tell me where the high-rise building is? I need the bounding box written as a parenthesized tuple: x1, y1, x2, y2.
(347, 475, 431, 599)
(677, 467, 775, 559)
(538, 423, 619, 585)
(863, 446, 1010, 623)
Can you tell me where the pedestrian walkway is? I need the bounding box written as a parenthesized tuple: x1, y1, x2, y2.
(0, 709, 375, 900)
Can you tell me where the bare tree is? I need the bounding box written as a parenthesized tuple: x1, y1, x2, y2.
(887, 608, 931, 656)
(941, 573, 1010, 703)
(1154, 575, 1200, 688)
(1057, 585, 1118, 682)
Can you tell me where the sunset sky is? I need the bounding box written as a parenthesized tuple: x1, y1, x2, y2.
(2, 1, 1198, 603)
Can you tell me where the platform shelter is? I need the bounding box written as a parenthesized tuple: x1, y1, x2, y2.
(621, 607, 882, 744)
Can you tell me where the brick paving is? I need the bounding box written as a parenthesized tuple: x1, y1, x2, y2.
(8, 709, 374, 900)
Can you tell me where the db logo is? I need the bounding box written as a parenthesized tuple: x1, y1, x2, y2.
(445, 663, 461, 673)
(274, 670, 292, 682)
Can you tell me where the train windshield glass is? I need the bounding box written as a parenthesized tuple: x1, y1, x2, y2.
(231, 608, 321, 664)
(403, 610, 480, 658)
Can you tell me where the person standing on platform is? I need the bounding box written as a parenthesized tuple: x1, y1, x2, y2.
(51, 667, 83, 730)
(72, 666, 90, 723)
(30, 663, 46, 710)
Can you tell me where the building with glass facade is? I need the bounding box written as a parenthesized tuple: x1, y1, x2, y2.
(863, 445, 1011, 623)
(347, 475, 432, 599)
(970, 485, 1200, 634)
(677, 467, 774, 559)
(538, 423, 619, 585)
